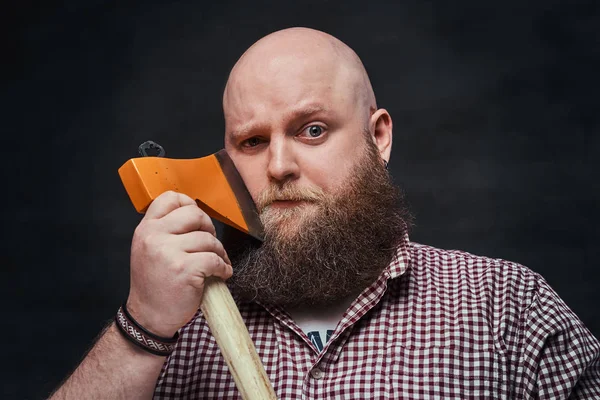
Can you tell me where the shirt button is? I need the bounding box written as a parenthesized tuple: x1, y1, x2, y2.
(310, 367, 324, 380)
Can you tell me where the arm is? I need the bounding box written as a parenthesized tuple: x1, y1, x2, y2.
(519, 276, 600, 399)
(49, 191, 232, 399)
(49, 323, 166, 400)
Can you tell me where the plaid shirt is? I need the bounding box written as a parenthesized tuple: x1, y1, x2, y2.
(154, 236, 600, 399)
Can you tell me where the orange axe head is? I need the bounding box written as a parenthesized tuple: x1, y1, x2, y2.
(118, 142, 264, 241)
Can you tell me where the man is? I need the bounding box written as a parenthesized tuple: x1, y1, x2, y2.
(51, 27, 600, 399)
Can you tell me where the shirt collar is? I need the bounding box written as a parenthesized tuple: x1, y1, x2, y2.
(384, 232, 411, 280)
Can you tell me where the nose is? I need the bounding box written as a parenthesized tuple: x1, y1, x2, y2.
(266, 137, 299, 184)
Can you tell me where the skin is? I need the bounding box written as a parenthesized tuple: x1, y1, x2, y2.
(223, 28, 393, 206)
(49, 27, 393, 399)
(50, 192, 234, 400)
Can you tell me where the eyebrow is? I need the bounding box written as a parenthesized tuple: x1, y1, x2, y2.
(228, 104, 329, 141)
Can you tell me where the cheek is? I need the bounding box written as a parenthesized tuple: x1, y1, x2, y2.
(229, 155, 268, 203)
(299, 140, 362, 192)
(301, 158, 346, 192)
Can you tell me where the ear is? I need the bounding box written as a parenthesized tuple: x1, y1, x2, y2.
(368, 108, 393, 163)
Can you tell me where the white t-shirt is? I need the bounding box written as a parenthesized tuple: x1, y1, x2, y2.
(286, 295, 356, 352)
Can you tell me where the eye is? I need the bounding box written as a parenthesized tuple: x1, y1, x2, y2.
(242, 137, 262, 148)
(305, 125, 324, 138)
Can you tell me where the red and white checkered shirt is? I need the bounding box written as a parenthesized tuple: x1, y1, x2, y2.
(154, 235, 600, 399)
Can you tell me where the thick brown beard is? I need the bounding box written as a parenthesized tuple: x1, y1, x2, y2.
(225, 138, 412, 308)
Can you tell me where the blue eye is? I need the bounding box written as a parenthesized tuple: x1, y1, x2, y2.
(307, 125, 323, 137)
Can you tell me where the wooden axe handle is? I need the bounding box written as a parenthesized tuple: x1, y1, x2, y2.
(200, 278, 277, 399)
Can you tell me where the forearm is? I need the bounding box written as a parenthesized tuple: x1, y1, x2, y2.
(49, 322, 166, 400)
(49, 192, 232, 399)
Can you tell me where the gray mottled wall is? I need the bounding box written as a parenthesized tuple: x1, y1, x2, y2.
(2, 1, 598, 398)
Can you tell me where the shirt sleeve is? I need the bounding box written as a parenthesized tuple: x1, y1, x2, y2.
(519, 275, 600, 399)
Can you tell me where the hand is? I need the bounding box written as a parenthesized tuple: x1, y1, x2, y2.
(126, 191, 233, 337)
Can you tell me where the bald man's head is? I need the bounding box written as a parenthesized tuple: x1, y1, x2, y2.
(220, 29, 406, 307)
(223, 27, 377, 136)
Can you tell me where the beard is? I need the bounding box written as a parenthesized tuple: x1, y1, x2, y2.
(224, 137, 412, 308)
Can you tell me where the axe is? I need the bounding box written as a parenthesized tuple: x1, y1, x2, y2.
(118, 141, 276, 399)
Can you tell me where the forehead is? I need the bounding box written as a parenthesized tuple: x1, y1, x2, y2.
(224, 54, 357, 131)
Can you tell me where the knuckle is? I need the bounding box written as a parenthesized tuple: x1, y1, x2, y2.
(190, 208, 205, 226)
(139, 235, 159, 256)
(188, 275, 205, 288)
(163, 190, 177, 198)
(133, 224, 151, 245)
(200, 230, 216, 245)
(187, 231, 210, 252)
(179, 192, 193, 201)
(206, 252, 223, 267)
(169, 258, 186, 275)
(138, 224, 159, 244)
(157, 190, 177, 204)
(135, 217, 152, 232)
(136, 227, 168, 253)
(132, 224, 144, 240)
(192, 206, 209, 222)
(194, 211, 215, 234)
(162, 190, 189, 208)
(205, 233, 223, 253)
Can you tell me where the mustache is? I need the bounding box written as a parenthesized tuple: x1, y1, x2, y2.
(256, 184, 326, 212)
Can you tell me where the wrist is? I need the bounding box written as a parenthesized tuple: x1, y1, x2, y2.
(115, 303, 179, 357)
(125, 300, 180, 338)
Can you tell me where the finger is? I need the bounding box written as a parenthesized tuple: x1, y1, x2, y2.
(144, 191, 196, 220)
(223, 249, 231, 266)
(185, 252, 233, 288)
(161, 204, 216, 236)
(178, 231, 229, 262)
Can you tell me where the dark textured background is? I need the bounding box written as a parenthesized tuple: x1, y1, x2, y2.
(2, 0, 599, 398)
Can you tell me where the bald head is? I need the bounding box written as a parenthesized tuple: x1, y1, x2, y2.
(221, 27, 393, 205)
(223, 27, 377, 135)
